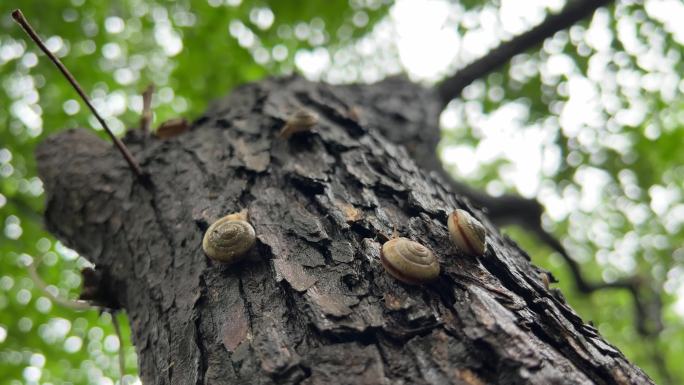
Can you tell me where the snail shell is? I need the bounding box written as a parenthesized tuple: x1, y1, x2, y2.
(447, 209, 486, 256)
(380, 237, 440, 285)
(539, 271, 550, 290)
(202, 211, 256, 264)
(279, 108, 319, 139)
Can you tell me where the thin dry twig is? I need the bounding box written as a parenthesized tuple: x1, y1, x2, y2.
(26, 257, 92, 311)
(27, 257, 128, 383)
(140, 84, 155, 133)
(11, 9, 145, 179)
(112, 314, 127, 382)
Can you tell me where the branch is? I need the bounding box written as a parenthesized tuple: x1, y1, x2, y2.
(26, 257, 92, 311)
(533, 216, 664, 336)
(436, 0, 613, 107)
(11, 9, 146, 181)
(112, 314, 127, 382)
(28, 258, 129, 383)
(139, 84, 154, 133)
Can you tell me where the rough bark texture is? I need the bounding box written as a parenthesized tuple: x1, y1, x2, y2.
(37, 76, 652, 385)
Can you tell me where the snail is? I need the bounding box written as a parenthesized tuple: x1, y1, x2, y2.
(539, 271, 551, 290)
(202, 210, 256, 264)
(380, 237, 440, 285)
(447, 209, 486, 256)
(347, 105, 363, 123)
(279, 108, 319, 139)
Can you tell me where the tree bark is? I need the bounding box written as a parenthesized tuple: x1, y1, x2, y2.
(36, 76, 652, 385)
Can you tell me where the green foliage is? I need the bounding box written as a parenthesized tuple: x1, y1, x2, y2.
(0, 1, 389, 383)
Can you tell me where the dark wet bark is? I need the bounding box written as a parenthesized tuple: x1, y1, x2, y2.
(36, 76, 652, 385)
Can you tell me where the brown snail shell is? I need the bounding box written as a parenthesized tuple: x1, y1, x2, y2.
(380, 237, 440, 285)
(540, 271, 551, 290)
(447, 209, 486, 256)
(279, 108, 319, 139)
(202, 211, 256, 264)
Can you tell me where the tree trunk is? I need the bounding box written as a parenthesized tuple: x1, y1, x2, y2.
(36, 76, 653, 385)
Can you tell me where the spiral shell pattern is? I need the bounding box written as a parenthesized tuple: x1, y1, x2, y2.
(448, 209, 486, 256)
(380, 237, 440, 285)
(202, 216, 256, 263)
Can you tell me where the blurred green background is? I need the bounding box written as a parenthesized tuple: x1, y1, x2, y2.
(1, 0, 682, 384)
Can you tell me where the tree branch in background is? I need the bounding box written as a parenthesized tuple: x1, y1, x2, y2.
(436, 0, 613, 108)
(536, 227, 663, 333)
(11, 9, 147, 181)
(536, 222, 671, 383)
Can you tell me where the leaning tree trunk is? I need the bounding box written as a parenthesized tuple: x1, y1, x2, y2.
(37, 76, 652, 385)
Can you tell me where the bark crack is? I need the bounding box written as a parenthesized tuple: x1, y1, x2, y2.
(193, 274, 209, 385)
(478, 251, 619, 384)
